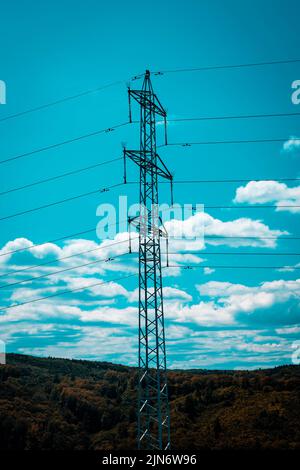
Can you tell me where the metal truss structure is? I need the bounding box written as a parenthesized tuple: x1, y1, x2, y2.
(124, 70, 172, 450)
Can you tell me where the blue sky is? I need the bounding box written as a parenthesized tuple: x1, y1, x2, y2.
(0, 0, 300, 369)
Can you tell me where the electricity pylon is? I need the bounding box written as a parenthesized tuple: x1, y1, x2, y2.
(124, 70, 172, 450)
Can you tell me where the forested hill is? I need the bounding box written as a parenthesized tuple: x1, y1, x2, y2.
(1, 353, 300, 450)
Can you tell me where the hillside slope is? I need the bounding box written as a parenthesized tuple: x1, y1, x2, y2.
(0, 354, 300, 450)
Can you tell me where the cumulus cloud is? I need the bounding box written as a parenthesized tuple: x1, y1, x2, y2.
(197, 281, 251, 297)
(0, 238, 33, 263)
(186, 279, 300, 326)
(0, 297, 137, 326)
(60, 275, 130, 298)
(161, 279, 300, 327)
(197, 278, 300, 299)
(0, 208, 285, 281)
(166, 299, 236, 326)
(0, 238, 62, 265)
(79, 306, 137, 326)
(234, 180, 300, 213)
(0, 212, 295, 369)
(166, 211, 286, 249)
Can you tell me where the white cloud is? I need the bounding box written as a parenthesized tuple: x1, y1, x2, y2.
(197, 281, 251, 297)
(236, 342, 286, 353)
(17, 325, 137, 363)
(163, 279, 300, 327)
(164, 286, 192, 301)
(0, 321, 78, 343)
(204, 267, 215, 275)
(79, 306, 137, 325)
(166, 211, 286, 249)
(0, 238, 33, 263)
(0, 211, 292, 348)
(0, 208, 285, 284)
(276, 325, 300, 335)
(0, 238, 61, 264)
(30, 243, 62, 259)
(0, 299, 137, 326)
(166, 299, 236, 326)
(0, 302, 82, 323)
(234, 180, 300, 213)
(197, 278, 300, 300)
(167, 328, 294, 369)
(276, 265, 299, 273)
(166, 324, 193, 339)
(60, 275, 130, 298)
(282, 136, 300, 153)
(0, 238, 61, 262)
(1, 310, 298, 369)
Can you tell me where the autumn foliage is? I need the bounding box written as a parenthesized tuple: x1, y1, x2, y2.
(0, 354, 300, 450)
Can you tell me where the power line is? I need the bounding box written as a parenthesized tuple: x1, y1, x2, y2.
(168, 111, 300, 122)
(204, 204, 300, 207)
(0, 157, 122, 197)
(1, 60, 298, 123)
(152, 58, 300, 75)
(3, 172, 299, 198)
(168, 265, 300, 270)
(162, 138, 290, 147)
(204, 205, 300, 209)
(128, 177, 300, 185)
(0, 252, 131, 290)
(0, 238, 138, 278)
(0, 77, 134, 123)
(0, 121, 131, 165)
(0, 272, 138, 312)
(167, 252, 300, 256)
(174, 178, 299, 183)
(0, 182, 123, 222)
(202, 235, 300, 240)
(0, 188, 203, 223)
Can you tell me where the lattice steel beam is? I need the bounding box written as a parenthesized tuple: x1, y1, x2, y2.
(125, 70, 172, 450)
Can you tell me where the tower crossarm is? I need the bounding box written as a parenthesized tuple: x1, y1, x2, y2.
(129, 89, 167, 118)
(124, 149, 172, 181)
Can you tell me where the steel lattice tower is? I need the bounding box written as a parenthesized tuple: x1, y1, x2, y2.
(125, 70, 172, 450)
